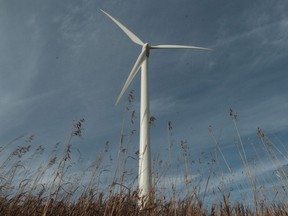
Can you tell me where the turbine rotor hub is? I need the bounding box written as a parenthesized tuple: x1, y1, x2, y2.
(143, 43, 150, 57)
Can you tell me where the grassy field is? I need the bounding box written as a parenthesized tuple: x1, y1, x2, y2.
(1, 100, 288, 215)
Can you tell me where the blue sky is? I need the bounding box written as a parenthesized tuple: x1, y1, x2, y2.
(1, 0, 288, 205)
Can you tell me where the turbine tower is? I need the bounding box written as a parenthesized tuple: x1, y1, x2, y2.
(101, 9, 211, 202)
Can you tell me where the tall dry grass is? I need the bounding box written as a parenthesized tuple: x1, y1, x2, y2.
(0, 94, 288, 215)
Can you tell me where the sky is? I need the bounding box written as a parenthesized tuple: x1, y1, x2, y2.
(1, 0, 288, 205)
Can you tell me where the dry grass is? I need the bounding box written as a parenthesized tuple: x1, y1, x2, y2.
(1, 97, 288, 215)
(1, 192, 287, 215)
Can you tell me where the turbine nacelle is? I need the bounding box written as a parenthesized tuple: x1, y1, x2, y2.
(143, 43, 150, 57)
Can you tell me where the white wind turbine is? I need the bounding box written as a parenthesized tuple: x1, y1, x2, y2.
(101, 9, 211, 201)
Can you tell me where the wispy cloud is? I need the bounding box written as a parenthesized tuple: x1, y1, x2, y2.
(53, 0, 99, 50)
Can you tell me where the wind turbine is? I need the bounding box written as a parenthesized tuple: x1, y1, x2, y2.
(101, 9, 211, 202)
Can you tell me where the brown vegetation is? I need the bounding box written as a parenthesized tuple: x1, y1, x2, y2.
(1, 99, 288, 215)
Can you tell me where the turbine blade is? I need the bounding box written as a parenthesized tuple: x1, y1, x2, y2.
(101, 9, 144, 46)
(150, 44, 212, 51)
(115, 49, 147, 105)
